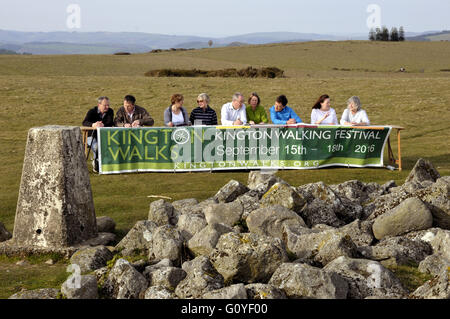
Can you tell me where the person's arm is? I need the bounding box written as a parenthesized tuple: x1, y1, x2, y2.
(360, 110, 370, 125)
(340, 109, 350, 125)
(182, 108, 190, 126)
(189, 109, 195, 125)
(103, 108, 114, 127)
(163, 107, 171, 126)
(260, 107, 269, 124)
(138, 107, 155, 127)
(211, 109, 218, 126)
(114, 108, 126, 127)
(291, 108, 302, 124)
(221, 105, 234, 126)
(82, 108, 96, 127)
(240, 107, 247, 125)
(330, 109, 338, 125)
(310, 109, 318, 125)
(270, 107, 286, 124)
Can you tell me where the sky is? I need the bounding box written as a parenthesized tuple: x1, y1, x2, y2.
(0, 0, 449, 37)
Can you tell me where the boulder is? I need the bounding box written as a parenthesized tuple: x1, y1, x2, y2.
(372, 197, 433, 240)
(96, 216, 116, 233)
(146, 266, 187, 290)
(261, 182, 306, 213)
(234, 191, 261, 220)
(210, 232, 289, 284)
(246, 205, 306, 240)
(338, 219, 374, 247)
(214, 180, 249, 203)
(203, 201, 244, 227)
(172, 198, 199, 215)
(115, 220, 157, 256)
(411, 268, 450, 299)
(417, 176, 450, 229)
(245, 283, 287, 299)
(102, 258, 148, 299)
(175, 256, 224, 299)
(202, 284, 247, 299)
(148, 225, 184, 266)
(148, 199, 178, 226)
(358, 236, 432, 267)
(176, 213, 207, 241)
(9, 288, 60, 299)
(187, 223, 233, 256)
(323, 256, 407, 299)
(404, 228, 450, 259)
(418, 254, 450, 277)
(268, 262, 348, 299)
(70, 245, 114, 273)
(61, 274, 98, 299)
(405, 158, 441, 186)
(144, 286, 178, 299)
(247, 171, 281, 197)
(0, 222, 12, 242)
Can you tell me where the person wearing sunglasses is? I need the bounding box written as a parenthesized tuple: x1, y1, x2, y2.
(189, 93, 218, 126)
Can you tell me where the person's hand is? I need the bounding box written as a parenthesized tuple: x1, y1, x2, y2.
(167, 122, 174, 127)
(233, 119, 243, 125)
(124, 123, 132, 128)
(343, 121, 352, 126)
(287, 118, 296, 124)
(249, 121, 255, 125)
(132, 120, 141, 127)
(321, 112, 330, 121)
(92, 121, 104, 128)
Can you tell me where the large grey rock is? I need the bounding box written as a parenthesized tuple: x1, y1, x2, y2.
(214, 180, 249, 203)
(148, 225, 184, 266)
(358, 236, 432, 267)
(61, 275, 98, 299)
(148, 199, 178, 226)
(418, 254, 450, 277)
(417, 176, 450, 229)
(245, 283, 287, 299)
(96, 216, 115, 233)
(269, 263, 348, 299)
(176, 213, 207, 241)
(175, 256, 224, 299)
(372, 197, 433, 240)
(261, 182, 306, 213)
(411, 268, 450, 299)
(202, 284, 247, 299)
(404, 228, 450, 260)
(234, 191, 261, 220)
(330, 180, 372, 206)
(187, 223, 233, 256)
(144, 286, 178, 299)
(172, 198, 199, 215)
(246, 205, 306, 240)
(0, 222, 12, 242)
(9, 288, 60, 299)
(284, 228, 358, 266)
(146, 266, 186, 290)
(323, 256, 407, 299)
(102, 258, 148, 299)
(210, 232, 289, 284)
(115, 220, 157, 256)
(338, 220, 374, 247)
(405, 158, 441, 186)
(247, 171, 281, 197)
(70, 245, 114, 273)
(12, 126, 97, 249)
(203, 201, 244, 227)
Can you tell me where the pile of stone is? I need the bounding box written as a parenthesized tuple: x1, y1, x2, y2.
(5, 158, 450, 299)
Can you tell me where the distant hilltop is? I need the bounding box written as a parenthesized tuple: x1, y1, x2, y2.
(0, 29, 448, 55)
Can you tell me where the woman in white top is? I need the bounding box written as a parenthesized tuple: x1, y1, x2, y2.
(340, 96, 370, 126)
(164, 93, 190, 127)
(310, 94, 338, 125)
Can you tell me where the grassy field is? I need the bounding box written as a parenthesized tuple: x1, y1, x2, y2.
(0, 41, 449, 298)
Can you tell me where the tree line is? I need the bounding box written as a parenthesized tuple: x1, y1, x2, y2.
(369, 26, 405, 41)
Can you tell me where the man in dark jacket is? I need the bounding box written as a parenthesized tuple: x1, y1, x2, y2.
(114, 95, 154, 127)
(82, 96, 114, 172)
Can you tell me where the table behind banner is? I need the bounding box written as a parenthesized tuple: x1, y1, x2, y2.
(92, 125, 403, 174)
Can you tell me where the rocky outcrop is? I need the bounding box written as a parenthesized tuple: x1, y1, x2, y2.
(70, 245, 114, 273)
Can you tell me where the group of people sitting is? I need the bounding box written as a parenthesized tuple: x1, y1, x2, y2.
(82, 93, 370, 172)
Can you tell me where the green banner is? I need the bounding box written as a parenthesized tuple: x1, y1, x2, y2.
(97, 125, 392, 174)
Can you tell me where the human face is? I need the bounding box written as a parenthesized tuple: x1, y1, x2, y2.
(173, 99, 184, 109)
(124, 100, 135, 113)
(348, 102, 358, 113)
(98, 99, 110, 114)
(250, 96, 259, 109)
(232, 96, 245, 109)
(275, 101, 285, 112)
(320, 98, 331, 111)
(197, 98, 207, 109)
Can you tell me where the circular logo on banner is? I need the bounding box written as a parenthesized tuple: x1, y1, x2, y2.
(172, 128, 190, 145)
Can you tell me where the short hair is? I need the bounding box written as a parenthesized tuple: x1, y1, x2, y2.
(97, 96, 109, 104)
(197, 93, 210, 104)
(347, 96, 361, 111)
(171, 93, 184, 105)
(248, 92, 260, 106)
(124, 95, 136, 105)
(232, 92, 244, 101)
(276, 95, 288, 106)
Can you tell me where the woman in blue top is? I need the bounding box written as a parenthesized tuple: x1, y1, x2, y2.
(269, 95, 302, 124)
